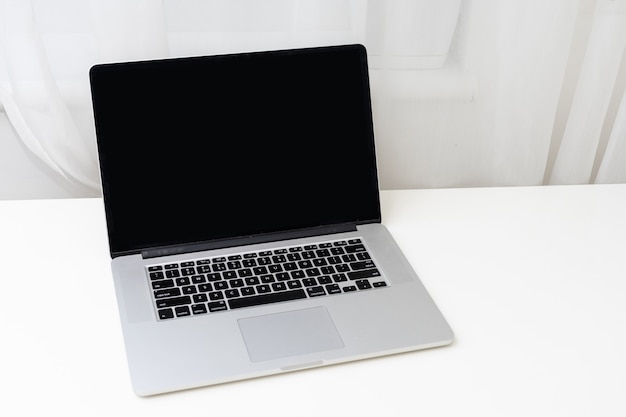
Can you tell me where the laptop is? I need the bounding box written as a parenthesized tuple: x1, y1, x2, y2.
(89, 44, 453, 396)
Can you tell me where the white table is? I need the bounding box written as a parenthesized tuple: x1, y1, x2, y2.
(1, 185, 625, 416)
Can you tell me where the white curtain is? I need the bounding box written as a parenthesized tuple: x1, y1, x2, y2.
(0, 0, 625, 197)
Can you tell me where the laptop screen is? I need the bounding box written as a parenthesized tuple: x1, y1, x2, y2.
(90, 45, 380, 257)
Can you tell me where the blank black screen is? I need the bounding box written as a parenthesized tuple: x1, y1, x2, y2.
(90, 45, 380, 257)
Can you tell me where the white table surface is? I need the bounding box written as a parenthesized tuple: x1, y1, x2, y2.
(1, 185, 625, 416)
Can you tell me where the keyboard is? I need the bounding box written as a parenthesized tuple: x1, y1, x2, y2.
(146, 238, 387, 320)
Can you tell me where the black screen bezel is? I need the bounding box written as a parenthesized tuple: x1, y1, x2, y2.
(90, 44, 381, 258)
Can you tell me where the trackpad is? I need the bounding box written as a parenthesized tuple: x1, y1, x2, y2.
(238, 307, 344, 362)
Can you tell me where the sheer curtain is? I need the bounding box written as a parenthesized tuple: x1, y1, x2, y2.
(0, 0, 625, 198)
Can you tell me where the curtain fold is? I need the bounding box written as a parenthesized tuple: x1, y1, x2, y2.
(596, 87, 626, 183)
(0, 0, 625, 197)
(548, 0, 626, 184)
(0, 0, 100, 192)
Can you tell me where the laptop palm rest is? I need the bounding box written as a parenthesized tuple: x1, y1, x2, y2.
(238, 307, 344, 363)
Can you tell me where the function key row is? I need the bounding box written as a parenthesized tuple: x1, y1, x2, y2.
(147, 239, 365, 272)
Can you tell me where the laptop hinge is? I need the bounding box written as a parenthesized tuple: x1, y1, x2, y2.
(140, 223, 358, 259)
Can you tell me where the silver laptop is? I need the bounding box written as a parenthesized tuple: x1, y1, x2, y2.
(89, 44, 453, 396)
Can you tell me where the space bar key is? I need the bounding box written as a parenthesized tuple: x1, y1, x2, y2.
(228, 289, 307, 310)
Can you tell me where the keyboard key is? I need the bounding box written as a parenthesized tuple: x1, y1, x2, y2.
(182, 285, 197, 295)
(356, 279, 372, 290)
(230, 279, 245, 288)
(207, 273, 221, 282)
(344, 244, 366, 253)
(327, 256, 342, 264)
(306, 286, 326, 297)
(241, 287, 256, 296)
(260, 275, 275, 284)
(193, 293, 208, 303)
(175, 277, 191, 286)
(320, 266, 335, 275)
(198, 283, 213, 292)
(149, 271, 164, 280)
(192, 275, 206, 284)
(318, 276, 332, 285)
(350, 261, 376, 271)
(223, 271, 237, 279)
(154, 288, 181, 299)
(214, 281, 228, 290)
(287, 280, 303, 289)
(208, 301, 227, 312)
(245, 277, 260, 286)
(212, 263, 226, 272)
(313, 258, 327, 267)
(253, 266, 268, 275)
(330, 247, 345, 255)
(291, 270, 305, 279)
(342, 254, 357, 263)
(238, 268, 253, 277)
(347, 268, 381, 280)
(152, 279, 175, 290)
(316, 249, 331, 257)
(326, 284, 342, 294)
(156, 296, 191, 308)
(287, 253, 301, 262)
(298, 260, 313, 269)
(228, 289, 306, 309)
(158, 308, 174, 320)
(305, 268, 320, 277)
(225, 289, 240, 298)
(283, 262, 298, 271)
(256, 284, 271, 294)
(148, 265, 163, 272)
(192, 304, 207, 315)
(332, 273, 347, 282)
(174, 306, 191, 317)
(272, 255, 286, 263)
(196, 265, 212, 273)
(165, 269, 181, 278)
(227, 261, 242, 269)
(257, 257, 272, 266)
(209, 291, 224, 301)
(276, 272, 290, 281)
(373, 281, 387, 288)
